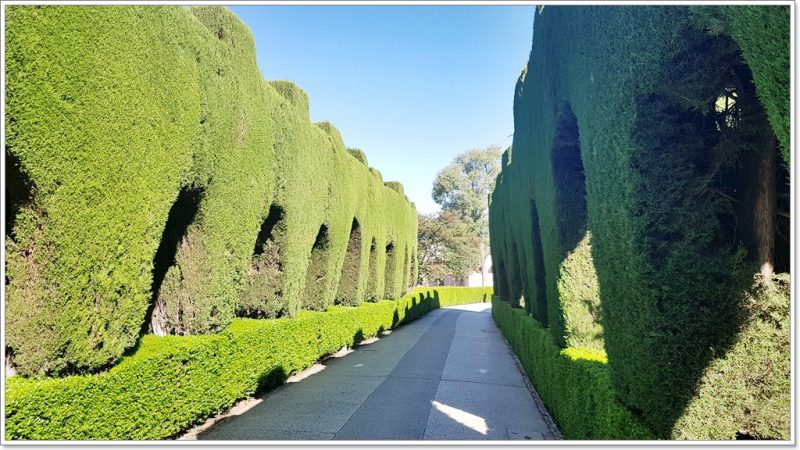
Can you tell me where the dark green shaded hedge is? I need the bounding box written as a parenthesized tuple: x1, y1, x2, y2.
(489, 5, 789, 439)
(5, 6, 417, 376)
(492, 298, 653, 440)
(5, 287, 491, 441)
(690, 5, 790, 165)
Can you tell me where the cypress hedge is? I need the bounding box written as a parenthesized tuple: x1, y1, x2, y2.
(6, 5, 203, 376)
(489, 6, 789, 439)
(492, 298, 653, 440)
(5, 287, 492, 441)
(5, 5, 417, 377)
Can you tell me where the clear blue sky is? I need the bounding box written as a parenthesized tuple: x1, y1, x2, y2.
(229, 6, 535, 214)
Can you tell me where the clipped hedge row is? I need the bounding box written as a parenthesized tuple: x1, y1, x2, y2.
(492, 299, 653, 440)
(489, 5, 790, 439)
(436, 286, 492, 306)
(5, 6, 417, 377)
(5, 287, 491, 441)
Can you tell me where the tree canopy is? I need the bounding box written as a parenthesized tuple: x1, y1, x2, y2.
(416, 211, 482, 285)
(432, 145, 503, 240)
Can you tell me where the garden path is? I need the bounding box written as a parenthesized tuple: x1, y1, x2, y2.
(196, 303, 558, 441)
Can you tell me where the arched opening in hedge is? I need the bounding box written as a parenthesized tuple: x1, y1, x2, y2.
(366, 238, 379, 302)
(401, 246, 410, 294)
(303, 224, 331, 310)
(551, 104, 588, 253)
(506, 243, 523, 308)
(633, 31, 787, 282)
(384, 241, 397, 299)
(775, 169, 790, 274)
(709, 59, 790, 279)
(148, 186, 204, 335)
(528, 199, 548, 324)
(549, 104, 602, 348)
(334, 218, 362, 306)
(240, 204, 287, 318)
(494, 256, 509, 301)
(409, 249, 417, 290)
(5, 149, 34, 241)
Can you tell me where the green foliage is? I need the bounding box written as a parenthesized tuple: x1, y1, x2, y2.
(4, 287, 490, 440)
(267, 88, 416, 318)
(151, 5, 280, 336)
(334, 220, 364, 306)
(269, 80, 310, 121)
(347, 147, 368, 166)
(432, 145, 502, 240)
(557, 233, 603, 351)
(690, 6, 790, 165)
(369, 167, 383, 182)
(489, 5, 789, 439)
(385, 181, 404, 196)
(5, 5, 417, 376)
(302, 225, 333, 310)
(436, 286, 493, 306)
(5, 5, 202, 375)
(365, 239, 380, 302)
(383, 242, 399, 298)
(671, 275, 790, 440)
(238, 205, 287, 318)
(416, 211, 482, 285)
(492, 299, 653, 440)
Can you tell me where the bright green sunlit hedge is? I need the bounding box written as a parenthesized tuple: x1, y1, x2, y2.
(5, 5, 417, 377)
(5, 287, 491, 440)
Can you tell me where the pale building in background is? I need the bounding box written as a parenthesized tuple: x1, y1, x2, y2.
(443, 255, 493, 287)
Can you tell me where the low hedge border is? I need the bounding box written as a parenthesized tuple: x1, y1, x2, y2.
(492, 297, 654, 440)
(436, 286, 492, 307)
(4, 286, 491, 440)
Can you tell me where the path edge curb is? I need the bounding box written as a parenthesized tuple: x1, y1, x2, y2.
(499, 331, 563, 440)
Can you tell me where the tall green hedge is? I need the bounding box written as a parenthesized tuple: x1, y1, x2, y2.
(4, 287, 490, 440)
(489, 5, 790, 439)
(492, 298, 653, 440)
(6, 6, 202, 376)
(5, 6, 417, 377)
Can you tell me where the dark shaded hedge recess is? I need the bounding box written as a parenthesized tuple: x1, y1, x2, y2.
(5, 6, 416, 377)
(4, 287, 490, 441)
(489, 5, 789, 440)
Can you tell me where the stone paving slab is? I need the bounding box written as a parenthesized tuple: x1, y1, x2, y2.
(389, 311, 459, 380)
(334, 311, 462, 440)
(334, 376, 441, 440)
(423, 380, 550, 440)
(199, 374, 385, 438)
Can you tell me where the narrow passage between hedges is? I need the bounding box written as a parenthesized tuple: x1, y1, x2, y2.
(194, 303, 558, 440)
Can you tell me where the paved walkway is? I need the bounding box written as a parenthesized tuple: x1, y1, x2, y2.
(197, 303, 557, 441)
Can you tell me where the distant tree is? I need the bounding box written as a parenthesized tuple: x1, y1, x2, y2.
(417, 211, 482, 286)
(431, 145, 502, 284)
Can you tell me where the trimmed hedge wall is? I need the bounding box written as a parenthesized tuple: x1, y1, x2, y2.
(5, 287, 491, 440)
(489, 5, 790, 439)
(5, 6, 416, 376)
(492, 298, 653, 440)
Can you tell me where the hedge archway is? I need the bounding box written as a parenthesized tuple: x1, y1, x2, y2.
(334, 218, 363, 306)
